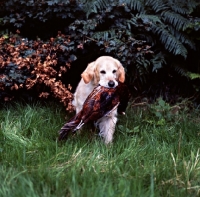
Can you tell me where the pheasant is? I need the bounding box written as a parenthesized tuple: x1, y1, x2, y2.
(58, 82, 130, 140)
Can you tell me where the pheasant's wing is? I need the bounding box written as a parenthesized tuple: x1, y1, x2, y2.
(82, 86, 120, 122)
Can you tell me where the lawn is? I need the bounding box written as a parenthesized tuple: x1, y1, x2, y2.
(0, 100, 200, 197)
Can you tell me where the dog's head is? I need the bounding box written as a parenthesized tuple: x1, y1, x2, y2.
(81, 56, 125, 88)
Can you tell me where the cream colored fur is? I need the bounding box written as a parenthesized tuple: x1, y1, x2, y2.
(72, 56, 125, 144)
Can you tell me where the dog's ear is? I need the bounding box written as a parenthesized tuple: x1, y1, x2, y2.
(81, 62, 95, 84)
(115, 60, 125, 83)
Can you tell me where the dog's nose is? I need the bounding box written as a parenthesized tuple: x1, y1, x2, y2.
(108, 80, 115, 87)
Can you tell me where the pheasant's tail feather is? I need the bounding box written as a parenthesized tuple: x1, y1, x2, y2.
(74, 120, 85, 131)
(58, 116, 82, 141)
(58, 129, 69, 141)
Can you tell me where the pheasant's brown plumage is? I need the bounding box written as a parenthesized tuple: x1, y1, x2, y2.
(58, 82, 129, 140)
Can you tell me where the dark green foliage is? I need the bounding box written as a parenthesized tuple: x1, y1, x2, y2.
(1, 0, 82, 27)
(0, 0, 200, 105)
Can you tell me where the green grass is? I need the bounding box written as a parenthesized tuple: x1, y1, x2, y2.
(0, 101, 200, 197)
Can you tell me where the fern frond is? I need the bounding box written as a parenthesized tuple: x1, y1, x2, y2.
(173, 64, 188, 77)
(161, 11, 191, 31)
(83, 0, 108, 18)
(152, 24, 188, 58)
(122, 0, 144, 12)
(174, 64, 200, 80)
(145, 0, 169, 13)
(128, 14, 162, 29)
(168, 0, 198, 15)
(169, 27, 196, 50)
(146, 0, 199, 15)
(139, 14, 162, 24)
(151, 52, 166, 72)
(91, 30, 116, 41)
(170, 6, 190, 15)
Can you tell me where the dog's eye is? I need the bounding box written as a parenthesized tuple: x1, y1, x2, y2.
(113, 70, 116, 73)
(100, 70, 106, 74)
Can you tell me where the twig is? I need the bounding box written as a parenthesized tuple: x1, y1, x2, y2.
(132, 102, 148, 107)
(84, 36, 98, 43)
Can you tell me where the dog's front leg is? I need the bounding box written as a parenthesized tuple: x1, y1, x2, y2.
(97, 109, 118, 144)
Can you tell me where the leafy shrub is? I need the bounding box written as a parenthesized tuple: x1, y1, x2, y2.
(0, 0, 200, 107)
(0, 32, 77, 111)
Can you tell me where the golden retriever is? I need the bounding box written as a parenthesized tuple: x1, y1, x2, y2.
(72, 56, 125, 144)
